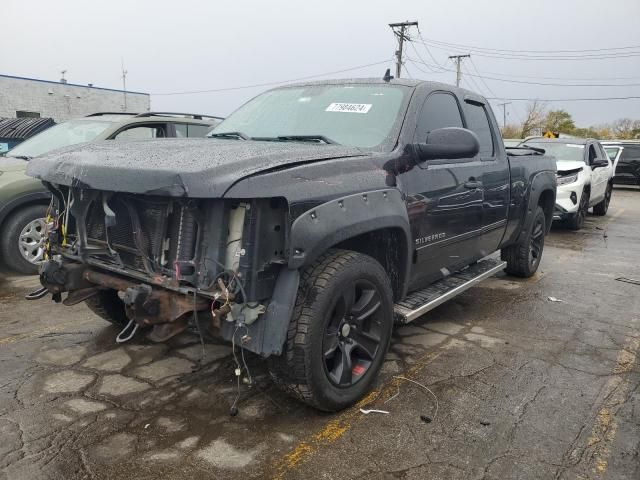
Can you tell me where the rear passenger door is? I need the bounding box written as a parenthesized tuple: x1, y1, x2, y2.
(462, 99, 510, 255)
(401, 91, 485, 288)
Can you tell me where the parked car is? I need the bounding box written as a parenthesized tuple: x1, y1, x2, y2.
(518, 138, 613, 229)
(0, 117, 56, 155)
(601, 140, 640, 187)
(0, 112, 222, 274)
(28, 78, 556, 411)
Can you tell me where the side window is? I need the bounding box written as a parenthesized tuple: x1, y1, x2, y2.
(113, 125, 166, 140)
(186, 124, 211, 137)
(415, 92, 463, 142)
(464, 102, 494, 157)
(596, 143, 608, 160)
(174, 124, 188, 138)
(588, 145, 597, 164)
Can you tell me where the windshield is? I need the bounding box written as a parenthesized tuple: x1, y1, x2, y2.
(210, 84, 409, 149)
(522, 142, 585, 163)
(604, 146, 621, 161)
(7, 119, 113, 158)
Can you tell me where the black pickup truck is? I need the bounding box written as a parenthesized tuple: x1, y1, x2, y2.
(27, 77, 556, 411)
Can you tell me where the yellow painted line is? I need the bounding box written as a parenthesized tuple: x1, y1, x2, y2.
(0, 318, 95, 347)
(583, 334, 639, 477)
(271, 349, 443, 480)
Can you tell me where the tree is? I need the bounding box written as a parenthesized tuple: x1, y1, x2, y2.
(543, 110, 575, 134)
(519, 101, 546, 138)
(501, 124, 521, 138)
(611, 118, 640, 139)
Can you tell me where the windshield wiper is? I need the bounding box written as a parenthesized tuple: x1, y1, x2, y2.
(276, 135, 338, 145)
(209, 131, 251, 140)
(253, 135, 339, 145)
(8, 155, 32, 161)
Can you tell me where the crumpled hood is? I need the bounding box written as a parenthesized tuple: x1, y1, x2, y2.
(26, 138, 368, 197)
(556, 159, 585, 174)
(0, 157, 28, 173)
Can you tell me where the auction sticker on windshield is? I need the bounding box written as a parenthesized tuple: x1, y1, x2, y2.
(326, 103, 372, 113)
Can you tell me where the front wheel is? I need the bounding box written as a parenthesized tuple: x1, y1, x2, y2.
(268, 249, 394, 411)
(593, 183, 612, 216)
(566, 189, 589, 230)
(501, 206, 546, 278)
(0, 205, 48, 275)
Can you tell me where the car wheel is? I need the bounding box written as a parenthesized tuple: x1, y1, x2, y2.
(502, 206, 546, 278)
(566, 189, 589, 230)
(85, 289, 129, 327)
(268, 249, 394, 412)
(593, 183, 612, 216)
(0, 205, 48, 275)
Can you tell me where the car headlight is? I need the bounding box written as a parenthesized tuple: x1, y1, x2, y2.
(556, 173, 579, 186)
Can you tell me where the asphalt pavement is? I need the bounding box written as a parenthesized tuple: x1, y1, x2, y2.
(1, 187, 638, 480)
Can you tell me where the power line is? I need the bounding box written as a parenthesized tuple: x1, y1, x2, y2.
(151, 59, 392, 96)
(418, 40, 640, 61)
(468, 57, 497, 98)
(407, 57, 640, 87)
(416, 36, 640, 55)
(486, 96, 640, 102)
(408, 42, 640, 81)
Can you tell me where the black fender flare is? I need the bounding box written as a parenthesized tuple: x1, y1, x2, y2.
(516, 170, 556, 242)
(288, 188, 412, 292)
(0, 191, 51, 227)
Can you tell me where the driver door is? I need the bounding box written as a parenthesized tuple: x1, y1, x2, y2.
(400, 91, 484, 289)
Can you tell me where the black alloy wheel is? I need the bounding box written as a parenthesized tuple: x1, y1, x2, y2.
(529, 214, 545, 271)
(322, 279, 383, 387)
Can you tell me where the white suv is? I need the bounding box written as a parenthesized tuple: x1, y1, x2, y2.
(519, 138, 614, 230)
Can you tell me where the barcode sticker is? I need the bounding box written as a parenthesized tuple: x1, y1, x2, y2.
(325, 103, 372, 114)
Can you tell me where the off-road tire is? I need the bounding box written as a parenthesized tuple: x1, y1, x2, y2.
(566, 189, 589, 230)
(593, 183, 612, 216)
(85, 290, 128, 327)
(501, 206, 546, 278)
(0, 205, 48, 275)
(268, 249, 394, 412)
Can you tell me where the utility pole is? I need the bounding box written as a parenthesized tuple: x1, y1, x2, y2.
(497, 102, 511, 128)
(448, 54, 471, 87)
(389, 21, 418, 78)
(121, 59, 128, 112)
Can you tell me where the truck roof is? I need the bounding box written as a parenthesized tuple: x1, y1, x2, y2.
(276, 77, 485, 101)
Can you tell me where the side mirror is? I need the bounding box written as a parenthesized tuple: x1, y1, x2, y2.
(415, 127, 480, 162)
(592, 159, 609, 169)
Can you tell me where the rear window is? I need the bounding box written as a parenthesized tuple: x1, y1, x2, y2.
(464, 102, 494, 157)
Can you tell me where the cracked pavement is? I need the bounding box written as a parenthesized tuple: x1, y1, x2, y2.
(1, 187, 639, 480)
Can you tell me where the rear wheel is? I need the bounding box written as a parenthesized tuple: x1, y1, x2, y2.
(268, 249, 393, 411)
(501, 206, 546, 278)
(593, 183, 612, 216)
(0, 205, 48, 275)
(566, 189, 589, 230)
(85, 290, 128, 327)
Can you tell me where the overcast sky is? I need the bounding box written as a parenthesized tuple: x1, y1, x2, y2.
(2, 0, 639, 126)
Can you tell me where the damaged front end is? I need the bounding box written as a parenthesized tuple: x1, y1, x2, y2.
(38, 184, 288, 348)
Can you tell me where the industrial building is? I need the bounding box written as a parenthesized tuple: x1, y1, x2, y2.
(0, 74, 150, 122)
